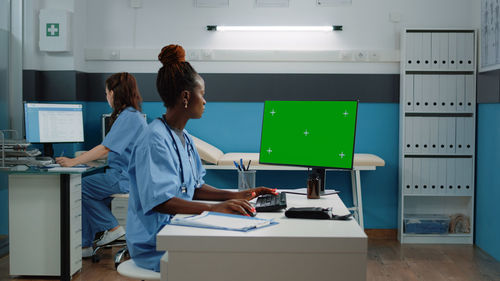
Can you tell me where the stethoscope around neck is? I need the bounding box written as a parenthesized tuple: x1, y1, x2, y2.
(159, 116, 199, 193)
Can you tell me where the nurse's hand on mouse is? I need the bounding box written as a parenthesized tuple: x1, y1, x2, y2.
(210, 199, 256, 216)
(236, 187, 279, 200)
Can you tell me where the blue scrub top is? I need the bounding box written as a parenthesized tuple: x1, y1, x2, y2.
(126, 118, 206, 272)
(101, 107, 147, 193)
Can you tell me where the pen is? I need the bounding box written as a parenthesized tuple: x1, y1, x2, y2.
(233, 161, 241, 171)
(240, 158, 244, 171)
(247, 160, 251, 171)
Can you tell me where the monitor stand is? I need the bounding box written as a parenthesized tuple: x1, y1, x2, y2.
(43, 143, 54, 158)
(311, 168, 326, 195)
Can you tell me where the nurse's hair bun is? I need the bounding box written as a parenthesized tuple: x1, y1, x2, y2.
(158, 44, 186, 66)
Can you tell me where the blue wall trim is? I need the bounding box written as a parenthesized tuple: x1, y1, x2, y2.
(475, 103, 500, 262)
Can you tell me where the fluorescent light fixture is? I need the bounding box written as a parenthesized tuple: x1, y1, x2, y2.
(206, 25, 343, 31)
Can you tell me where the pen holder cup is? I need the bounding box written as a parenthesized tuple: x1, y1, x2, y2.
(238, 170, 256, 191)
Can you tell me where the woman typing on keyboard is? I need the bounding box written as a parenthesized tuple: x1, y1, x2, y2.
(55, 72, 148, 258)
(126, 44, 277, 272)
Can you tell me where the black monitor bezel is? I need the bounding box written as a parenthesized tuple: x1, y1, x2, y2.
(258, 100, 359, 171)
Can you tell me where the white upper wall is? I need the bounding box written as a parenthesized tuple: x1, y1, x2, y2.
(23, 0, 481, 74)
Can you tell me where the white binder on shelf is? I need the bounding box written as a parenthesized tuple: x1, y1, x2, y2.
(422, 32, 432, 70)
(464, 32, 475, 71)
(421, 158, 430, 192)
(429, 117, 439, 154)
(405, 117, 414, 154)
(406, 32, 416, 69)
(431, 32, 441, 70)
(404, 75, 414, 112)
(455, 117, 465, 154)
(438, 75, 447, 112)
(465, 75, 475, 113)
(446, 117, 456, 154)
(412, 158, 421, 192)
(465, 117, 475, 154)
(403, 158, 413, 194)
(448, 32, 457, 70)
(429, 158, 439, 194)
(421, 117, 431, 154)
(422, 75, 431, 112)
(438, 118, 447, 154)
(430, 75, 440, 112)
(414, 32, 423, 70)
(413, 75, 423, 112)
(455, 158, 465, 195)
(446, 75, 457, 112)
(413, 117, 422, 154)
(446, 158, 456, 193)
(438, 158, 447, 191)
(439, 33, 449, 70)
(464, 157, 473, 191)
(456, 33, 466, 70)
(456, 75, 466, 112)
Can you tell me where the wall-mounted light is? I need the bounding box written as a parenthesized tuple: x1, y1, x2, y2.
(206, 25, 343, 31)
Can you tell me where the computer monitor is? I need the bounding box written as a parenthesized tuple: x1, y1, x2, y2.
(259, 100, 358, 192)
(24, 102, 84, 157)
(101, 113, 146, 141)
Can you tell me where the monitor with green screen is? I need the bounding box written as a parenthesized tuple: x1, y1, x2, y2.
(259, 100, 358, 170)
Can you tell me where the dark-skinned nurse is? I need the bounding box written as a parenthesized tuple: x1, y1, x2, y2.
(126, 44, 277, 271)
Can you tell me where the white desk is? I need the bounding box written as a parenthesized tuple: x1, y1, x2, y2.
(157, 192, 367, 281)
(204, 153, 385, 228)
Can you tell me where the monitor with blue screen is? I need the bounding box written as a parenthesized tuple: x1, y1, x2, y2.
(259, 100, 358, 192)
(24, 103, 84, 156)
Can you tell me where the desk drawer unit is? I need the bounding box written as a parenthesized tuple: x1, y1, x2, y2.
(8, 174, 83, 276)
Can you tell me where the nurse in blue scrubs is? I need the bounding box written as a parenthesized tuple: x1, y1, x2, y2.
(126, 44, 277, 272)
(56, 72, 147, 258)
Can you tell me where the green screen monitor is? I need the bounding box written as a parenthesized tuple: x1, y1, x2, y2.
(259, 100, 358, 171)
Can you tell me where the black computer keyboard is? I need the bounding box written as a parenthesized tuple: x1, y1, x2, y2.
(255, 193, 287, 212)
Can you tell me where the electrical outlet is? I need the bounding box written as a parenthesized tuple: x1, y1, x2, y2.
(187, 50, 200, 60)
(130, 0, 142, 8)
(109, 50, 120, 60)
(355, 51, 368, 61)
(369, 51, 380, 61)
(340, 51, 352, 61)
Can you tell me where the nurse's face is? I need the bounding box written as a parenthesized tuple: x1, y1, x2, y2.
(188, 78, 206, 119)
(105, 86, 114, 108)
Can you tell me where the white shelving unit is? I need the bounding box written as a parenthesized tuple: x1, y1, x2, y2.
(398, 28, 477, 244)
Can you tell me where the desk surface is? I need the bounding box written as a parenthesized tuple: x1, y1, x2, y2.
(157, 192, 367, 253)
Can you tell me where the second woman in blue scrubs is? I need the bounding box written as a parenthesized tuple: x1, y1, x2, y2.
(126, 44, 277, 272)
(56, 72, 147, 258)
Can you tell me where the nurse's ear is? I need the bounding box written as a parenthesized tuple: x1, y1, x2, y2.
(182, 90, 191, 109)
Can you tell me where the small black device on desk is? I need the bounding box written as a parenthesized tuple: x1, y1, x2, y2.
(285, 207, 352, 220)
(255, 193, 287, 212)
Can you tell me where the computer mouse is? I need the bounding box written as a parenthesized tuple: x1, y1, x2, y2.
(247, 209, 256, 217)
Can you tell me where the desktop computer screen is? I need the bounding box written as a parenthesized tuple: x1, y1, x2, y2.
(24, 103, 84, 143)
(259, 100, 358, 170)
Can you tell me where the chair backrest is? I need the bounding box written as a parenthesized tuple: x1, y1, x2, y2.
(117, 259, 160, 281)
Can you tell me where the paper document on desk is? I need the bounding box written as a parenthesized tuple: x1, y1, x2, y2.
(170, 211, 278, 232)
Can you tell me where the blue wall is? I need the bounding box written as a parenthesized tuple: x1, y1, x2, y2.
(83, 102, 400, 229)
(475, 103, 500, 262)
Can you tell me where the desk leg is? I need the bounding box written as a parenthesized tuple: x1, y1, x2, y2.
(350, 171, 358, 221)
(60, 174, 70, 281)
(355, 170, 364, 229)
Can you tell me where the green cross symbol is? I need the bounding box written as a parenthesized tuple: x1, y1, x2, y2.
(46, 23, 59, 37)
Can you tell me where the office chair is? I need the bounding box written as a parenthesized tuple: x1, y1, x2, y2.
(91, 193, 129, 268)
(117, 259, 161, 281)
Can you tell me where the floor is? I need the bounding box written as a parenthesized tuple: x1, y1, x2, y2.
(1, 239, 500, 281)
